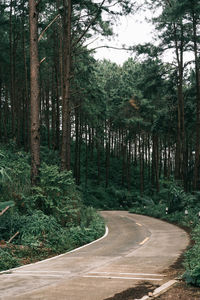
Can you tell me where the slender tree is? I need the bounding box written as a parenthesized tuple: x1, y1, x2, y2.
(29, 0, 40, 185)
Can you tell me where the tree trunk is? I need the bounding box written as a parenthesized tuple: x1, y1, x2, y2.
(97, 123, 101, 184)
(85, 123, 88, 187)
(192, 13, 200, 190)
(61, 0, 72, 171)
(140, 133, 144, 195)
(0, 75, 2, 140)
(173, 22, 186, 188)
(152, 134, 159, 193)
(29, 0, 40, 185)
(105, 121, 110, 188)
(45, 84, 50, 148)
(74, 107, 79, 183)
(127, 138, 131, 190)
(4, 88, 9, 142)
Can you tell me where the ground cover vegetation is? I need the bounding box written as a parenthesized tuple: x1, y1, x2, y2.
(0, 0, 200, 289)
(0, 143, 105, 270)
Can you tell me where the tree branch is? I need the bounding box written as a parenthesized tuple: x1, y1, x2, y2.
(38, 14, 61, 42)
(0, 206, 10, 216)
(7, 231, 19, 243)
(88, 45, 132, 52)
(36, 0, 41, 7)
(72, 0, 106, 48)
(40, 57, 46, 64)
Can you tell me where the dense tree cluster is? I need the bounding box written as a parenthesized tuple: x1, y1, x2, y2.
(0, 0, 200, 196)
(1, 0, 200, 286)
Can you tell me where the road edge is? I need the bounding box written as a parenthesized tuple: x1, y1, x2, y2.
(0, 225, 109, 274)
(136, 279, 178, 300)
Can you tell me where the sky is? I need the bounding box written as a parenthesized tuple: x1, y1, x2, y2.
(87, 3, 194, 66)
(88, 8, 156, 65)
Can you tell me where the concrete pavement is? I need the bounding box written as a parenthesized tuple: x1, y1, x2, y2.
(0, 211, 189, 300)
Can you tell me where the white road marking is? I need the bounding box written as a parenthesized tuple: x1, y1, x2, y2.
(14, 270, 71, 273)
(120, 215, 144, 227)
(140, 237, 149, 245)
(89, 272, 165, 277)
(83, 275, 163, 281)
(2, 274, 65, 277)
(0, 226, 109, 275)
(6, 271, 71, 277)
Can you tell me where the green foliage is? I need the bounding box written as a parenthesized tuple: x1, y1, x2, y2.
(23, 163, 82, 226)
(129, 180, 200, 224)
(184, 225, 200, 287)
(18, 211, 71, 251)
(129, 179, 200, 287)
(40, 146, 60, 165)
(0, 248, 20, 271)
(130, 202, 166, 219)
(0, 201, 14, 211)
(82, 183, 137, 210)
(0, 145, 105, 271)
(0, 144, 30, 203)
(69, 209, 105, 247)
(0, 206, 105, 271)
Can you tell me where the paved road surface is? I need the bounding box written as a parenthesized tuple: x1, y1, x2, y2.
(0, 211, 189, 300)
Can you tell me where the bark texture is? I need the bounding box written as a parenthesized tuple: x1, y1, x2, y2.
(29, 0, 40, 185)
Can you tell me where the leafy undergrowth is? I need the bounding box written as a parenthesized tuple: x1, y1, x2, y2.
(0, 144, 105, 272)
(129, 180, 200, 287)
(0, 209, 105, 271)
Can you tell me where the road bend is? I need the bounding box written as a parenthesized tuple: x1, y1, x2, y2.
(0, 211, 189, 300)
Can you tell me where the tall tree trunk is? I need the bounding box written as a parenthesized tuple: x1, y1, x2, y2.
(164, 139, 167, 178)
(61, 0, 72, 171)
(105, 121, 110, 188)
(147, 133, 151, 181)
(74, 106, 79, 183)
(51, 75, 56, 149)
(97, 123, 101, 184)
(140, 133, 144, 195)
(4, 87, 9, 142)
(152, 134, 159, 193)
(192, 13, 200, 190)
(45, 84, 50, 148)
(173, 22, 186, 188)
(85, 123, 88, 187)
(167, 138, 171, 179)
(121, 130, 126, 186)
(22, 0, 29, 150)
(9, 0, 15, 137)
(53, 31, 60, 150)
(77, 113, 82, 185)
(0, 75, 2, 140)
(29, 0, 40, 185)
(127, 138, 131, 190)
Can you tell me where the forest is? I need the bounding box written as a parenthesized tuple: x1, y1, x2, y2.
(0, 0, 200, 287)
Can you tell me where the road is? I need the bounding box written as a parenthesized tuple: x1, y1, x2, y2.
(0, 211, 189, 300)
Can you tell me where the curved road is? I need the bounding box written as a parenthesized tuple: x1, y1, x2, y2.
(0, 211, 189, 300)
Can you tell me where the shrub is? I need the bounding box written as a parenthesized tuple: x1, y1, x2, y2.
(70, 208, 105, 247)
(184, 225, 200, 287)
(23, 163, 82, 226)
(18, 210, 71, 251)
(0, 144, 106, 271)
(0, 248, 20, 271)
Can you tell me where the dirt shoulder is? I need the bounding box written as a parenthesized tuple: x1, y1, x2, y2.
(156, 282, 200, 300)
(157, 223, 200, 300)
(104, 251, 200, 300)
(156, 249, 200, 300)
